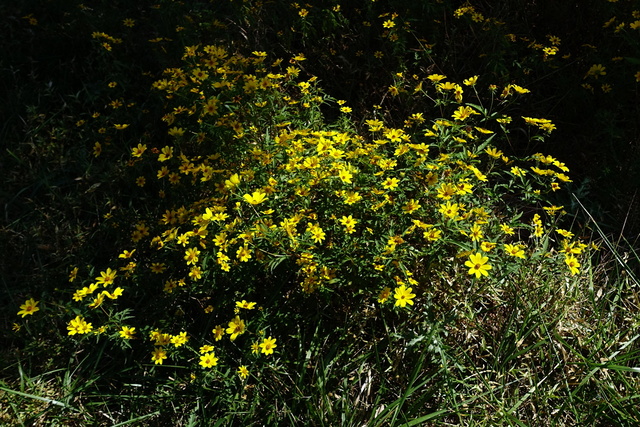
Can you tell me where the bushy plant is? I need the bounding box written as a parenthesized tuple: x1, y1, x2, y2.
(17, 39, 587, 381)
(8, 1, 640, 425)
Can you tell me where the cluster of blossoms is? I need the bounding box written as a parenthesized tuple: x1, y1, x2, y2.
(16, 38, 591, 378)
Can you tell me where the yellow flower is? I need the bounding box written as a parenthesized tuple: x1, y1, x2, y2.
(95, 268, 117, 287)
(212, 325, 225, 341)
(236, 245, 252, 262)
(377, 287, 391, 303)
(184, 247, 201, 265)
(199, 352, 218, 368)
(226, 316, 246, 341)
(171, 331, 189, 347)
(452, 106, 479, 121)
(402, 199, 421, 214)
(565, 255, 580, 276)
(480, 241, 496, 252)
(243, 190, 267, 205)
(338, 215, 358, 234)
(393, 285, 416, 307)
(423, 227, 442, 241)
(131, 143, 147, 157)
(464, 252, 492, 278)
(17, 298, 40, 317)
(427, 74, 447, 82)
(151, 348, 167, 365)
(259, 336, 277, 355)
(119, 326, 136, 339)
(338, 168, 353, 183)
(438, 201, 460, 219)
(237, 365, 250, 379)
(586, 64, 606, 79)
(67, 316, 93, 335)
(200, 345, 215, 354)
(504, 243, 526, 259)
(463, 75, 479, 86)
(381, 177, 400, 190)
(236, 300, 257, 310)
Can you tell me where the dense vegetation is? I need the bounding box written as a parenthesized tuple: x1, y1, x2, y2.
(2, 0, 639, 425)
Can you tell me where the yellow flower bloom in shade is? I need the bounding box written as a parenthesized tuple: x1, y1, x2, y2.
(586, 64, 606, 79)
(510, 166, 526, 177)
(200, 345, 214, 353)
(237, 365, 250, 379)
(236, 300, 257, 310)
(69, 267, 79, 282)
(463, 75, 479, 86)
(189, 266, 203, 280)
(226, 316, 246, 341)
(119, 249, 136, 259)
(131, 143, 147, 157)
(17, 298, 40, 317)
(504, 243, 526, 259)
(243, 190, 267, 205)
(378, 287, 391, 303)
(427, 74, 447, 82)
(236, 245, 252, 262)
(119, 326, 136, 339)
(212, 325, 225, 341)
(150, 263, 166, 273)
(465, 252, 492, 278)
(199, 352, 219, 368)
(452, 106, 480, 121)
(184, 247, 201, 265)
(167, 127, 184, 137)
(67, 316, 93, 335)
(151, 348, 167, 365)
(158, 145, 174, 161)
(394, 285, 416, 307)
(95, 268, 117, 287)
(565, 255, 581, 276)
(259, 336, 277, 355)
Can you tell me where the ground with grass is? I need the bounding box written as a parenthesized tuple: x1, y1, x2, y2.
(2, 1, 640, 426)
